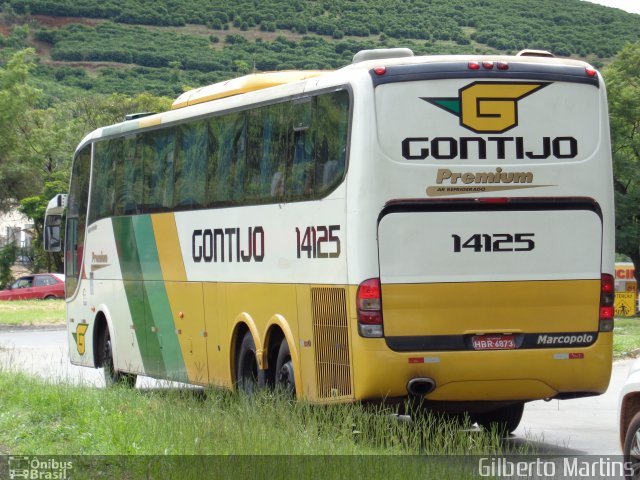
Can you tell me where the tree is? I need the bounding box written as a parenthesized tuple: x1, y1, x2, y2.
(605, 41, 640, 283)
(15, 92, 172, 273)
(0, 48, 42, 212)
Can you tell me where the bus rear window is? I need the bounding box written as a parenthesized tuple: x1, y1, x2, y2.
(375, 78, 600, 165)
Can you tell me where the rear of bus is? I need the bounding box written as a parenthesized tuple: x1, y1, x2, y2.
(347, 51, 614, 421)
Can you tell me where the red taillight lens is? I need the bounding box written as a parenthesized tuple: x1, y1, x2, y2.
(599, 306, 615, 320)
(357, 278, 381, 311)
(601, 273, 614, 295)
(585, 67, 597, 78)
(468, 61, 480, 70)
(599, 273, 615, 331)
(497, 61, 509, 70)
(482, 61, 494, 70)
(358, 310, 383, 325)
(373, 66, 387, 76)
(357, 278, 383, 337)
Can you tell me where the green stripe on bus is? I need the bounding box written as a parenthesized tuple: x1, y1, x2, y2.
(112, 216, 165, 376)
(131, 215, 188, 382)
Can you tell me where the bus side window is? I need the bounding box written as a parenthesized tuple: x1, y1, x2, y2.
(245, 102, 291, 204)
(315, 91, 349, 195)
(65, 145, 91, 297)
(269, 102, 291, 201)
(112, 135, 142, 217)
(143, 129, 175, 212)
(210, 112, 245, 206)
(124, 135, 142, 215)
(205, 117, 220, 208)
(288, 98, 314, 200)
(89, 139, 116, 224)
(244, 109, 266, 203)
(174, 121, 207, 210)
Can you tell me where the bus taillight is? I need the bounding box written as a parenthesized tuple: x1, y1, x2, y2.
(357, 278, 383, 338)
(599, 273, 615, 331)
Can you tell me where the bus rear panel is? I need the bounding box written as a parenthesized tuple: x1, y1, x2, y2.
(349, 56, 614, 406)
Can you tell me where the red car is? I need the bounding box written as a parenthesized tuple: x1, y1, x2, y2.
(0, 273, 65, 300)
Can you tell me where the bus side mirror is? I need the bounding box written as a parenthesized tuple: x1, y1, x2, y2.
(44, 214, 62, 252)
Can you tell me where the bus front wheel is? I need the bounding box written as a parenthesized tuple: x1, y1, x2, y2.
(274, 340, 295, 396)
(473, 402, 524, 435)
(236, 331, 259, 395)
(102, 328, 136, 388)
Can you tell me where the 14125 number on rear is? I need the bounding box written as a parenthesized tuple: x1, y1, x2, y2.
(452, 233, 535, 253)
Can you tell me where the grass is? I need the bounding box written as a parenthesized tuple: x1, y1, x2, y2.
(0, 300, 65, 326)
(613, 316, 640, 358)
(0, 371, 529, 478)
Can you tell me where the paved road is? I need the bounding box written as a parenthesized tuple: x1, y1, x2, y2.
(0, 325, 632, 456)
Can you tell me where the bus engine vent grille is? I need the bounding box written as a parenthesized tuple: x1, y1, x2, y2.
(311, 287, 353, 400)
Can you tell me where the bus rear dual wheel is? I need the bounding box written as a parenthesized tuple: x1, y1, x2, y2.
(472, 402, 524, 435)
(236, 331, 295, 396)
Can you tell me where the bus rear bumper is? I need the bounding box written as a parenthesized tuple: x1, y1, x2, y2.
(350, 332, 613, 403)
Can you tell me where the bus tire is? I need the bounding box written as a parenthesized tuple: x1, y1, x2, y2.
(473, 402, 524, 435)
(623, 411, 640, 480)
(102, 328, 136, 388)
(274, 339, 295, 396)
(236, 331, 259, 395)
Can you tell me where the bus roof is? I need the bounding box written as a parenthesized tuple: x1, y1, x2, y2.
(170, 50, 593, 110)
(172, 70, 329, 109)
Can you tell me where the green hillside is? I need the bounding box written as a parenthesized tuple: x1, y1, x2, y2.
(0, 0, 639, 100)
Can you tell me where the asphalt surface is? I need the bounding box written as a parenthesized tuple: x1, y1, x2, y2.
(0, 325, 632, 456)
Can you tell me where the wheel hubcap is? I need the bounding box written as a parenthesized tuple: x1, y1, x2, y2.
(277, 360, 294, 392)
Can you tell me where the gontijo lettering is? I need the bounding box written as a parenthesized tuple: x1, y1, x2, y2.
(402, 136, 577, 161)
(192, 226, 265, 263)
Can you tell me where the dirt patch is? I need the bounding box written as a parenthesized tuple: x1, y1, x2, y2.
(31, 14, 99, 28)
(44, 59, 130, 71)
(31, 38, 52, 58)
(0, 24, 10, 37)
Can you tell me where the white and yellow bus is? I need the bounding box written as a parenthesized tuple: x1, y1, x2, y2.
(45, 48, 615, 433)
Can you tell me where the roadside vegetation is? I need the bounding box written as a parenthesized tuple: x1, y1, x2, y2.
(0, 371, 524, 478)
(613, 317, 640, 358)
(0, 299, 64, 326)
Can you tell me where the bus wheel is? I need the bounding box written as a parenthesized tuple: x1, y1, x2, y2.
(274, 340, 295, 396)
(102, 328, 136, 388)
(236, 331, 259, 395)
(473, 402, 524, 435)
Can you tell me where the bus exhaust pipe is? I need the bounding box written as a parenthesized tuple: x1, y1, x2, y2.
(407, 378, 436, 396)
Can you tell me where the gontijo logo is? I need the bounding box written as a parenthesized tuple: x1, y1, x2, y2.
(423, 81, 548, 133)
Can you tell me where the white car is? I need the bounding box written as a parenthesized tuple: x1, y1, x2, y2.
(619, 358, 640, 478)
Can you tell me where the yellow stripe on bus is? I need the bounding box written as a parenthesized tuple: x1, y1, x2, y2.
(151, 213, 187, 282)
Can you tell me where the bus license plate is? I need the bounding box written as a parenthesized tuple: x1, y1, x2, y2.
(472, 335, 516, 350)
